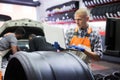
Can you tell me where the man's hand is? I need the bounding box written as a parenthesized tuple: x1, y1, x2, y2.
(53, 42, 64, 51)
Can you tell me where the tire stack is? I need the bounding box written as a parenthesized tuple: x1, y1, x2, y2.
(94, 71, 120, 80)
(90, 3, 120, 20)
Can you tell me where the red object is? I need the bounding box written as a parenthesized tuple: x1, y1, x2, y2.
(0, 71, 2, 80)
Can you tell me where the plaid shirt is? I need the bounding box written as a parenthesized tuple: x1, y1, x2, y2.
(65, 27, 103, 57)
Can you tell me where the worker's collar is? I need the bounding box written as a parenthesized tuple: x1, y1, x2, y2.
(79, 27, 88, 31)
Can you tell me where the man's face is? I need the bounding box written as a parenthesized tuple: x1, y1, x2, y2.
(74, 14, 89, 28)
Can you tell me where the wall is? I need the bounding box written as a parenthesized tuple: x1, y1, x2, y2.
(0, 3, 37, 20)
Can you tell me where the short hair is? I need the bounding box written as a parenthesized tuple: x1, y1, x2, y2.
(74, 8, 88, 17)
(29, 34, 36, 39)
(15, 27, 25, 35)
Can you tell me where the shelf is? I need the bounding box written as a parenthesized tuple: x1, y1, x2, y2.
(47, 9, 78, 16)
(45, 1, 79, 24)
(46, 20, 75, 24)
(47, 17, 120, 24)
(89, 16, 120, 22)
(89, 19, 106, 22)
(85, 0, 120, 8)
(89, 1, 120, 22)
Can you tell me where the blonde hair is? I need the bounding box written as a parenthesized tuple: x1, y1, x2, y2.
(74, 8, 88, 17)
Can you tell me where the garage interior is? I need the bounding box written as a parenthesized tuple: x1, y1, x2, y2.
(0, 0, 120, 80)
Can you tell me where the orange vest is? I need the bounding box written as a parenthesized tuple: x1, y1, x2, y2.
(70, 27, 92, 48)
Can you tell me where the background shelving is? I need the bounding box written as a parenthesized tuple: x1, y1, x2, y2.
(83, 0, 120, 8)
(45, 1, 79, 24)
(83, 0, 120, 21)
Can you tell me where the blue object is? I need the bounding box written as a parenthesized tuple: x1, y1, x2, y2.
(68, 45, 85, 52)
(53, 42, 64, 51)
(53, 42, 60, 49)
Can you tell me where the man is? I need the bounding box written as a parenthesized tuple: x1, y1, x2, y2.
(28, 34, 57, 52)
(0, 27, 25, 69)
(65, 8, 103, 61)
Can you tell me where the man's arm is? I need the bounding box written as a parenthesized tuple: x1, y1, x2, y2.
(87, 32, 103, 60)
(68, 45, 101, 60)
(84, 49, 101, 60)
(11, 45, 18, 54)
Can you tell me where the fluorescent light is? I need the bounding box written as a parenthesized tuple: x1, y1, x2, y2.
(33, 0, 38, 2)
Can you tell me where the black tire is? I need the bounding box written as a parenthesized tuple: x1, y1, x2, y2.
(4, 51, 95, 80)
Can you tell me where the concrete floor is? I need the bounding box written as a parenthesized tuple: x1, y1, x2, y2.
(91, 60, 120, 75)
(91, 55, 120, 76)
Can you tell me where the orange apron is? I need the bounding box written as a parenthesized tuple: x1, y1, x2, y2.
(70, 27, 92, 48)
